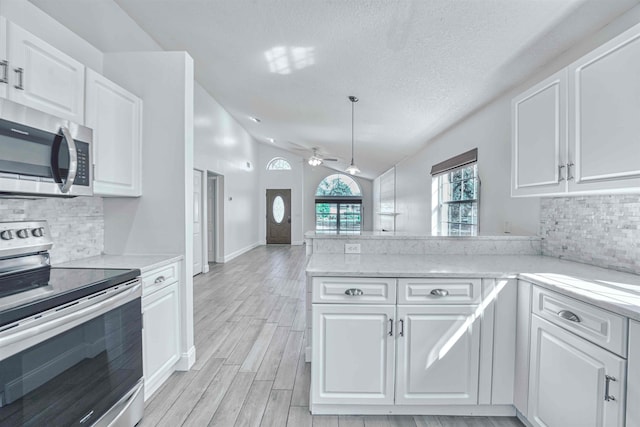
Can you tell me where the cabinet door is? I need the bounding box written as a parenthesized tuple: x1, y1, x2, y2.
(528, 315, 626, 427)
(312, 304, 395, 405)
(7, 22, 85, 123)
(511, 69, 568, 197)
(85, 69, 142, 196)
(568, 22, 640, 194)
(142, 282, 180, 401)
(395, 305, 480, 405)
(0, 17, 7, 99)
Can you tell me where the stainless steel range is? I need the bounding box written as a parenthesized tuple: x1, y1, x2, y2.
(0, 221, 144, 426)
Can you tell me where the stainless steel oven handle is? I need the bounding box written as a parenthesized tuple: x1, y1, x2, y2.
(59, 126, 77, 194)
(0, 283, 141, 359)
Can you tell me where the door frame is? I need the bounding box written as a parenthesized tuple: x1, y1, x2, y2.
(194, 168, 205, 275)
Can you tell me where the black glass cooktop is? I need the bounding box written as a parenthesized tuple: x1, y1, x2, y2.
(0, 267, 141, 328)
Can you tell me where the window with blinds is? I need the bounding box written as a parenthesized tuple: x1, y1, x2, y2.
(431, 149, 479, 236)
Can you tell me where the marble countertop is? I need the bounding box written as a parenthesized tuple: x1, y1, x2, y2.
(55, 253, 183, 274)
(304, 231, 540, 241)
(306, 253, 640, 321)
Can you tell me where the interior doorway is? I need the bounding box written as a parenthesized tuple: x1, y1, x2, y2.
(207, 174, 217, 263)
(193, 169, 203, 276)
(206, 171, 223, 264)
(266, 189, 291, 244)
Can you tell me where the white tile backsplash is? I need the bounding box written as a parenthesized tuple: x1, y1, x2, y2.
(541, 195, 640, 274)
(0, 197, 104, 263)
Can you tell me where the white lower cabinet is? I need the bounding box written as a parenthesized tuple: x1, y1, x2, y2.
(396, 305, 480, 405)
(311, 277, 485, 414)
(142, 279, 180, 401)
(312, 304, 395, 405)
(528, 315, 626, 427)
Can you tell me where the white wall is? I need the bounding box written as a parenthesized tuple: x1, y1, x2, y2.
(193, 82, 260, 262)
(100, 51, 195, 367)
(387, 4, 640, 236)
(258, 144, 305, 245)
(303, 165, 374, 233)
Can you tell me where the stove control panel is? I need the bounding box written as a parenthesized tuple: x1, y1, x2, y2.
(0, 221, 53, 258)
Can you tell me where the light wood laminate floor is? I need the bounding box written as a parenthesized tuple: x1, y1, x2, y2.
(141, 245, 524, 427)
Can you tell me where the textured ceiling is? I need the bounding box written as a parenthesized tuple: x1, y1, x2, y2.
(31, 0, 639, 178)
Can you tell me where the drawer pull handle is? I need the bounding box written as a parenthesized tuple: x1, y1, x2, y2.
(605, 375, 616, 401)
(388, 318, 393, 336)
(557, 310, 580, 323)
(154, 275, 166, 284)
(344, 288, 363, 296)
(430, 289, 449, 297)
(399, 319, 404, 337)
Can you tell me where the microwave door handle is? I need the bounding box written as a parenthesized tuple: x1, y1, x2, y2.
(58, 126, 77, 194)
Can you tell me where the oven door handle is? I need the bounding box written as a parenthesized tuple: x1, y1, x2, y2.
(0, 282, 141, 361)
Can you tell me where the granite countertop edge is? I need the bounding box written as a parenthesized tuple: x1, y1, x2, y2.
(55, 253, 184, 274)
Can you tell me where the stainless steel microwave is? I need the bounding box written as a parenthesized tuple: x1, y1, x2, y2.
(0, 98, 92, 197)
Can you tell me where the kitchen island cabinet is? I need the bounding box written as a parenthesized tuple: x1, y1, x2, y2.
(307, 252, 640, 422)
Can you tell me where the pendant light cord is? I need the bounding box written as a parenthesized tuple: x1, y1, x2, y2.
(351, 99, 355, 164)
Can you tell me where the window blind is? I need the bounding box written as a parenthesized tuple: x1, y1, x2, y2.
(430, 148, 478, 176)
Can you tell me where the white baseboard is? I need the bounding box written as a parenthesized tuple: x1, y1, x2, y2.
(176, 345, 196, 371)
(292, 240, 304, 246)
(259, 239, 266, 245)
(223, 242, 260, 263)
(202, 264, 210, 273)
(305, 346, 311, 362)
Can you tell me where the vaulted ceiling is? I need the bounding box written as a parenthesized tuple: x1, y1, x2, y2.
(31, 0, 639, 178)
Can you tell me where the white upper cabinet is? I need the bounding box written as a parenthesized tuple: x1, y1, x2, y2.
(511, 70, 567, 197)
(85, 69, 142, 197)
(0, 18, 7, 99)
(5, 22, 85, 123)
(512, 22, 640, 197)
(567, 23, 640, 193)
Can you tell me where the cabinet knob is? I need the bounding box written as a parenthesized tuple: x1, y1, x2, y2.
(430, 289, 449, 297)
(344, 288, 363, 296)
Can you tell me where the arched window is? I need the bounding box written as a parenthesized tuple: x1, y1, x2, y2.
(266, 157, 292, 170)
(315, 174, 362, 196)
(315, 174, 362, 234)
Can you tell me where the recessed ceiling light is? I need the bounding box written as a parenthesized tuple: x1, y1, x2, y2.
(268, 138, 275, 143)
(249, 116, 261, 123)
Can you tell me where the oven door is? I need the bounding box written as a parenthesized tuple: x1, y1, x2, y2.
(0, 282, 142, 426)
(0, 98, 92, 197)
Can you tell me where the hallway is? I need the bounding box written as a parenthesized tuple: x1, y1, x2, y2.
(141, 245, 523, 427)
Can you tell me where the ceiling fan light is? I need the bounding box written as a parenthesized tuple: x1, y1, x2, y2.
(308, 156, 323, 166)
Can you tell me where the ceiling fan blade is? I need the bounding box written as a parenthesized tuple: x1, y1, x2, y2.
(323, 158, 339, 162)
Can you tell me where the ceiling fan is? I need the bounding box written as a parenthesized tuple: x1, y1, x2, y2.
(308, 147, 338, 166)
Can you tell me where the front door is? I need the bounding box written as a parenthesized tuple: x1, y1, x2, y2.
(266, 189, 291, 244)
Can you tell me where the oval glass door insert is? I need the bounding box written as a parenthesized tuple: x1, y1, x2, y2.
(273, 195, 285, 223)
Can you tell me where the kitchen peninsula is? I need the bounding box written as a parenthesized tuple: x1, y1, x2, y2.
(305, 232, 640, 427)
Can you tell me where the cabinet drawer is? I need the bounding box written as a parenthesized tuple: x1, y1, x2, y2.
(398, 278, 481, 304)
(312, 277, 396, 304)
(142, 261, 180, 294)
(532, 286, 627, 357)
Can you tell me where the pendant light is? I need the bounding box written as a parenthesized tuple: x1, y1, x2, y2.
(345, 95, 360, 175)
